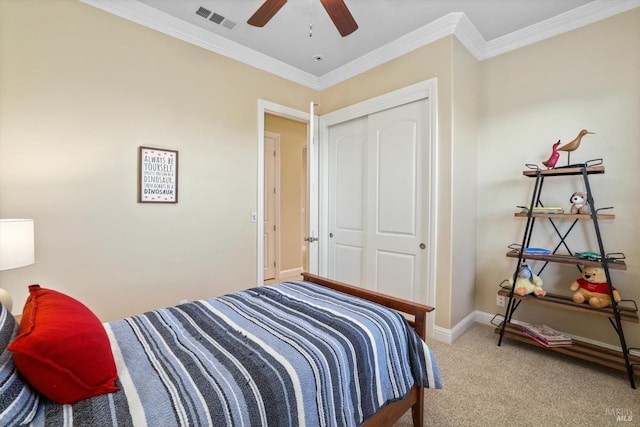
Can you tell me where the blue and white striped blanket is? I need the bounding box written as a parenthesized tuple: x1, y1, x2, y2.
(29, 281, 442, 426)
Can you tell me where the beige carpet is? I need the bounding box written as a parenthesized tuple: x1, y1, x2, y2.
(395, 323, 640, 427)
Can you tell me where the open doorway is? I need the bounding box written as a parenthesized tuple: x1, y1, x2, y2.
(256, 100, 318, 286)
(263, 114, 307, 284)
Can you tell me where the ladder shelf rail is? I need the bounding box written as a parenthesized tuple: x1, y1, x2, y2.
(580, 166, 635, 388)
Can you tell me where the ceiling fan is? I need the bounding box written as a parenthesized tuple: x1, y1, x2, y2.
(247, 0, 358, 37)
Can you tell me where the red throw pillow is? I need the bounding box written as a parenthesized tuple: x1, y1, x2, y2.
(7, 285, 120, 404)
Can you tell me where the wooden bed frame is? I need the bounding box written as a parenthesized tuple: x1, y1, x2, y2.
(302, 273, 435, 427)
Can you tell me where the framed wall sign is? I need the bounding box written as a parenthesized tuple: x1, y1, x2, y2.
(138, 146, 179, 203)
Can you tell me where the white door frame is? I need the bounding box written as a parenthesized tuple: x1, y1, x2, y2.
(256, 100, 318, 285)
(318, 79, 439, 337)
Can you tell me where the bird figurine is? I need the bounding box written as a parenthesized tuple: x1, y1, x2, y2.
(558, 129, 595, 165)
(542, 140, 561, 169)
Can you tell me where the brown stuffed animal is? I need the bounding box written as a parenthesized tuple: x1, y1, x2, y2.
(570, 266, 620, 308)
(569, 191, 591, 214)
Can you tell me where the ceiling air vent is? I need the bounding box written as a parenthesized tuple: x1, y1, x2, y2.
(221, 19, 236, 30)
(195, 7, 236, 30)
(209, 13, 224, 24)
(195, 7, 211, 19)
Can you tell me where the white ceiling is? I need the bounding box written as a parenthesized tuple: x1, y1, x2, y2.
(81, 0, 639, 89)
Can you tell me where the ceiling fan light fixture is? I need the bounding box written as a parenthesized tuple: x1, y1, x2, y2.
(247, 0, 287, 27)
(248, 0, 357, 37)
(319, 0, 358, 37)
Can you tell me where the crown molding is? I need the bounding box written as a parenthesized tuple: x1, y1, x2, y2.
(480, 0, 640, 60)
(80, 0, 639, 90)
(453, 13, 487, 60)
(318, 12, 463, 90)
(80, 0, 323, 89)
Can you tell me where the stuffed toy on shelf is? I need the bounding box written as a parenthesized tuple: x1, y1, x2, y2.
(569, 266, 620, 308)
(509, 264, 546, 297)
(569, 191, 591, 214)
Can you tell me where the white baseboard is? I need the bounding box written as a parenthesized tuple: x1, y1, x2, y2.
(433, 310, 479, 344)
(279, 267, 303, 278)
(475, 310, 503, 327)
(435, 309, 636, 355)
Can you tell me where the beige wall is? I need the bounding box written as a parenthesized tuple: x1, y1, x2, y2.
(451, 38, 479, 327)
(0, 0, 316, 321)
(476, 9, 640, 346)
(1, 0, 637, 348)
(265, 114, 307, 275)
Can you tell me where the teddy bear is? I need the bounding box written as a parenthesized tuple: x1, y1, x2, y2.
(569, 191, 591, 214)
(570, 266, 620, 308)
(509, 264, 546, 297)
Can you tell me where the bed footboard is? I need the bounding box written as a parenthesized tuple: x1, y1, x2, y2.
(302, 273, 434, 339)
(301, 273, 434, 427)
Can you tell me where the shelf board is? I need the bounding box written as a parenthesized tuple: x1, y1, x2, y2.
(514, 212, 615, 220)
(522, 165, 604, 177)
(496, 323, 640, 376)
(506, 249, 627, 270)
(497, 288, 638, 323)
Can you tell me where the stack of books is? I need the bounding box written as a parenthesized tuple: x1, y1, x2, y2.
(519, 206, 564, 214)
(521, 324, 573, 347)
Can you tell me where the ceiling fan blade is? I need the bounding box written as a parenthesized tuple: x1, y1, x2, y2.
(247, 0, 287, 27)
(320, 0, 358, 37)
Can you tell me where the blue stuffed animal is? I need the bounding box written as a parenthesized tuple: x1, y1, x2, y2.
(509, 264, 546, 297)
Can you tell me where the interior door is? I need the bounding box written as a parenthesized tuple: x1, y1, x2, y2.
(306, 102, 319, 273)
(327, 117, 368, 286)
(327, 99, 429, 301)
(366, 100, 429, 301)
(257, 99, 320, 285)
(263, 132, 279, 280)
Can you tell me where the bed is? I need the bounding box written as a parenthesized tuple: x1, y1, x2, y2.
(1, 273, 442, 427)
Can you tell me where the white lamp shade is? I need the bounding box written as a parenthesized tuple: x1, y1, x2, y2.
(0, 219, 35, 271)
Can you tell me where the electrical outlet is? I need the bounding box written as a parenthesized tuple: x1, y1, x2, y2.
(496, 295, 506, 307)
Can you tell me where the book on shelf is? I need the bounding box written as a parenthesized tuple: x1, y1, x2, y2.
(521, 324, 573, 347)
(523, 330, 573, 347)
(519, 206, 564, 214)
